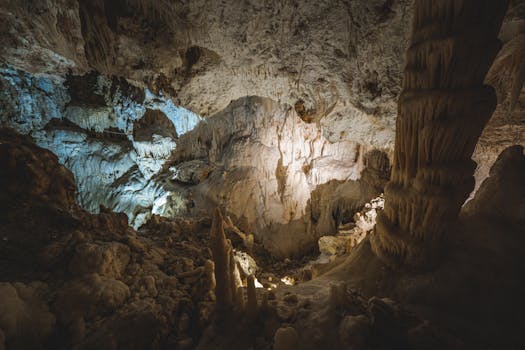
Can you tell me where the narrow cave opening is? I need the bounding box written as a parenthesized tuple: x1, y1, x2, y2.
(1, 0, 524, 349)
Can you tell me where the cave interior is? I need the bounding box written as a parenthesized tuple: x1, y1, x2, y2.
(0, 0, 524, 349)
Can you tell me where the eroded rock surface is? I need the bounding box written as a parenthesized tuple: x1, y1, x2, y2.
(0, 129, 216, 349)
(162, 96, 372, 257)
(1, 0, 415, 148)
(1, 0, 523, 258)
(0, 67, 200, 227)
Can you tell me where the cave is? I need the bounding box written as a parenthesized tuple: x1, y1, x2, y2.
(0, 0, 524, 349)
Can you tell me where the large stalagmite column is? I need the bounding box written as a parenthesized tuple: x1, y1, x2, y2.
(370, 0, 510, 268)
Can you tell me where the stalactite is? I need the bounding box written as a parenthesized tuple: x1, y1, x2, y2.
(78, 0, 115, 73)
(370, 0, 510, 268)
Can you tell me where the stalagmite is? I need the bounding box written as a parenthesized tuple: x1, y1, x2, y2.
(204, 260, 216, 292)
(246, 275, 258, 321)
(370, 0, 511, 268)
(235, 286, 245, 313)
(209, 208, 241, 310)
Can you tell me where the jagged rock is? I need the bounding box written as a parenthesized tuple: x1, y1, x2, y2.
(1, 0, 522, 260)
(68, 242, 131, 279)
(352, 195, 385, 241)
(133, 109, 177, 141)
(223, 216, 254, 253)
(1, 0, 415, 144)
(234, 250, 259, 278)
(0, 69, 200, 228)
(318, 235, 350, 256)
(169, 159, 213, 184)
(166, 96, 362, 257)
(307, 176, 381, 251)
(246, 275, 258, 320)
(74, 299, 166, 350)
(0, 2, 524, 350)
(209, 209, 242, 310)
(361, 149, 392, 191)
(0, 131, 215, 349)
(463, 145, 525, 221)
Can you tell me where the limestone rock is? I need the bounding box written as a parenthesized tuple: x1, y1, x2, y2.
(463, 145, 525, 221)
(54, 274, 130, 324)
(273, 326, 299, 350)
(318, 235, 350, 256)
(371, 0, 510, 268)
(234, 250, 259, 278)
(209, 209, 242, 310)
(166, 96, 362, 257)
(0, 132, 218, 349)
(169, 159, 213, 184)
(68, 242, 131, 279)
(0, 128, 76, 210)
(0, 282, 56, 349)
(339, 314, 371, 349)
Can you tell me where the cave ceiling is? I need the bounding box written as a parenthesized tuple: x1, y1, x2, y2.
(2, 0, 523, 149)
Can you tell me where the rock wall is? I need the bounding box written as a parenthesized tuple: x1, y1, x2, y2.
(161, 96, 381, 257)
(1, 0, 522, 258)
(0, 67, 200, 228)
(1, 67, 377, 256)
(463, 145, 525, 222)
(1, 0, 522, 186)
(471, 7, 525, 200)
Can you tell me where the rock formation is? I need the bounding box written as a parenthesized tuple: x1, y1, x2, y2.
(163, 96, 367, 257)
(209, 208, 241, 311)
(0, 129, 217, 349)
(0, 68, 201, 228)
(371, 0, 512, 268)
(1, 0, 523, 258)
(1, 0, 525, 349)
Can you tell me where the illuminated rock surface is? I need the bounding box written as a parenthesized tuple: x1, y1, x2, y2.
(0, 0, 524, 349)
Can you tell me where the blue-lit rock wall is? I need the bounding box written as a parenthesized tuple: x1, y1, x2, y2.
(0, 66, 201, 228)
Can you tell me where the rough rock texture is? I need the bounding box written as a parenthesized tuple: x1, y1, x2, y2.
(371, 0, 511, 268)
(164, 143, 525, 350)
(463, 145, 525, 221)
(0, 0, 413, 147)
(0, 65, 378, 256)
(0, 282, 56, 350)
(1, 0, 524, 259)
(162, 96, 369, 257)
(466, 0, 525, 197)
(2, 131, 437, 350)
(2, 0, 519, 156)
(209, 209, 242, 311)
(1, 103, 524, 350)
(306, 150, 389, 247)
(0, 67, 200, 227)
(0, 0, 88, 75)
(0, 129, 217, 349)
